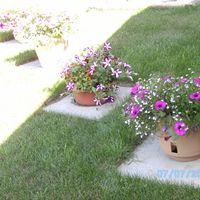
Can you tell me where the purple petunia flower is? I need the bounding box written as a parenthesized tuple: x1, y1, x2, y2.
(94, 97, 101, 106)
(198, 99, 200, 104)
(111, 68, 122, 78)
(96, 84, 105, 91)
(161, 76, 171, 80)
(113, 85, 120, 91)
(189, 93, 200, 99)
(129, 106, 140, 117)
(154, 101, 167, 110)
(103, 58, 111, 68)
(174, 122, 187, 135)
(124, 106, 131, 117)
(194, 77, 200, 86)
(122, 63, 131, 68)
(89, 62, 97, 75)
(162, 125, 169, 133)
(130, 85, 142, 95)
(164, 136, 172, 141)
(103, 42, 112, 50)
(66, 82, 75, 91)
(192, 125, 198, 132)
(79, 60, 87, 66)
(104, 96, 115, 103)
(126, 69, 132, 74)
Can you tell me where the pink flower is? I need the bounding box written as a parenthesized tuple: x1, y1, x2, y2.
(137, 90, 149, 99)
(180, 78, 188, 83)
(130, 85, 142, 95)
(129, 106, 140, 117)
(174, 122, 187, 135)
(194, 77, 200, 86)
(154, 101, 167, 110)
(189, 93, 200, 99)
(161, 76, 171, 80)
(0, 23, 5, 29)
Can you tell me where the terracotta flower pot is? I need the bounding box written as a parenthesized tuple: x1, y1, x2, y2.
(158, 129, 200, 162)
(73, 89, 106, 106)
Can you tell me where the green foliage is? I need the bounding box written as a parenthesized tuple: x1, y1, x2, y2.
(0, 30, 14, 42)
(4, 49, 38, 66)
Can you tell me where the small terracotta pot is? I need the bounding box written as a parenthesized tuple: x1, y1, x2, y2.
(73, 89, 106, 106)
(158, 129, 200, 162)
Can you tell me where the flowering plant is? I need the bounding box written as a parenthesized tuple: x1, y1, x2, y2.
(15, 11, 78, 46)
(0, 9, 77, 46)
(60, 42, 137, 106)
(124, 69, 200, 141)
(0, 9, 30, 33)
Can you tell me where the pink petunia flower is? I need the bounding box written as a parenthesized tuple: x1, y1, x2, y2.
(161, 76, 171, 80)
(194, 77, 200, 86)
(174, 122, 187, 135)
(154, 101, 167, 110)
(129, 106, 141, 117)
(130, 85, 142, 95)
(189, 93, 200, 99)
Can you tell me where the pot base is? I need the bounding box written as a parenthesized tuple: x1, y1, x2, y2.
(169, 154, 200, 162)
(159, 130, 200, 162)
(73, 90, 106, 106)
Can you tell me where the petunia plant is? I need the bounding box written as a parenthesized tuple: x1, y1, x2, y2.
(60, 42, 138, 106)
(17, 11, 78, 47)
(123, 69, 200, 141)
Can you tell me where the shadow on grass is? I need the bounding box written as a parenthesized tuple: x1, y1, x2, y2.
(1, 5, 200, 199)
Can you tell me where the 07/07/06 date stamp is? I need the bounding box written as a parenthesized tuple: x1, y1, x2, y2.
(157, 169, 200, 178)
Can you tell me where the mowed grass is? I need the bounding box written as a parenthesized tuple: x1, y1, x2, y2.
(1, 5, 200, 199)
(4, 49, 38, 66)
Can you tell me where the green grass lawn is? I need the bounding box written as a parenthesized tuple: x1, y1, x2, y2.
(1, 5, 200, 199)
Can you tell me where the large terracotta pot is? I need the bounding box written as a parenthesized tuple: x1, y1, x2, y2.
(35, 39, 68, 70)
(159, 129, 200, 162)
(73, 89, 106, 106)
